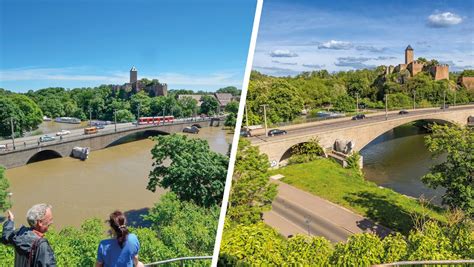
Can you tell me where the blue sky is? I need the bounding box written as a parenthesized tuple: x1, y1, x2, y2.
(0, 0, 256, 92)
(253, 0, 474, 76)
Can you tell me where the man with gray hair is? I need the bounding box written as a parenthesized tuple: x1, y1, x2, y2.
(1, 204, 56, 266)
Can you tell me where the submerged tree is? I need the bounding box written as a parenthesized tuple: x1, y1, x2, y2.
(147, 134, 229, 207)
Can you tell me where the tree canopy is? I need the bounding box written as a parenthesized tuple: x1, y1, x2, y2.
(147, 134, 229, 207)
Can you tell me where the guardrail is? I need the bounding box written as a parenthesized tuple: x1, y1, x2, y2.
(144, 256, 212, 266)
(372, 259, 474, 267)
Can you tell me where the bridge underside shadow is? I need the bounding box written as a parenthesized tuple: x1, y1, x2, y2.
(27, 150, 62, 165)
(105, 130, 169, 148)
(358, 119, 452, 152)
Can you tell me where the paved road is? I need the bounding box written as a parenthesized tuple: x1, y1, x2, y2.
(0, 117, 211, 151)
(251, 105, 474, 145)
(263, 181, 392, 243)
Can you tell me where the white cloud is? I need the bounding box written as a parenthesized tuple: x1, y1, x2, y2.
(355, 45, 386, 53)
(302, 64, 325, 69)
(272, 60, 298, 66)
(269, 49, 299, 57)
(0, 67, 242, 89)
(318, 40, 353, 50)
(427, 12, 463, 28)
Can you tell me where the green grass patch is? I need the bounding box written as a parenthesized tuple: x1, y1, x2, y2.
(269, 158, 447, 234)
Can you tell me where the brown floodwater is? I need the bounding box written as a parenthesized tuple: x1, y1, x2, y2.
(5, 126, 232, 228)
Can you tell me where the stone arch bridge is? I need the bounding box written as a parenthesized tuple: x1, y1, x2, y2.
(250, 105, 474, 168)
(0, 117, 221, 169)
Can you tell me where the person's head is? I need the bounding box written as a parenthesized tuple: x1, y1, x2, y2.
(108, 210, 129, 248)
(26, 204, 53, 233)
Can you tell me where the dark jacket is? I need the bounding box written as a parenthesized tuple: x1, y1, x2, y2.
(1, 220, 57, 267)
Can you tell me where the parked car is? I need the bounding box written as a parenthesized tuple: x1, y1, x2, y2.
(0, 144, 6, 151)
(352, 114, 366, 120)
(191, 123, 202, 128)
(96, 124, 105, 129)
(183, 126, 199, 134)
(56, 130, 71, 136)
(268, 129, 287, 137)
(39, 135, 55, 142)
(240, 129, 251, 137)
(440, 105, 450, 109)
(398, 110, 409, 115)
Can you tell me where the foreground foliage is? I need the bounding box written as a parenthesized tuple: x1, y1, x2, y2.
(422, 124, 473, 216)
(226, 139, 277, 224)
(219, 219, 473, 266)
(0, 192, 217, 265)
(147, 134, 229, 207)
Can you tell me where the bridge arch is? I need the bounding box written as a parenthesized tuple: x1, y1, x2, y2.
(105, 129, 170, 148)
(27, 150, 63, 165)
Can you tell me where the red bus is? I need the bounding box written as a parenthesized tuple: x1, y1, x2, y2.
(138, 116, 174, 125)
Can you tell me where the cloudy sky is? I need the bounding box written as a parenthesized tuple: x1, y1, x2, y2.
(0, 0, 256, 92)
(253, 0, 474, 76)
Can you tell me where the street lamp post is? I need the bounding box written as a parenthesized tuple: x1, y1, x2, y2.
(162, 107, 165, 125)
(413, 90, 416, 110)
(10, 117, 15, 150)
(89, 109, 92, 127)
(355, 93, 359, 113)
(137, 104, 140, 127)
(443, 91, 446, 110)
(245, 104, 249, 129)
(385, 94, 388, 120)
(114, 109, 117, 132)
(260, 104, 268, 137)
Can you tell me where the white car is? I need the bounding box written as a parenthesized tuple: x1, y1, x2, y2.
(56, 130, 71, 136)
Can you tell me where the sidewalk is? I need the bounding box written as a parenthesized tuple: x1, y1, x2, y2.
(263, 181, 392, 243)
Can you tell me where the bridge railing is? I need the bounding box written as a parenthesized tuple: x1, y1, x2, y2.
(0, 116, 222, 153)
(144, 256, 212, 266)
(372, 259, 474, 267)
(266, 103, 474, 129)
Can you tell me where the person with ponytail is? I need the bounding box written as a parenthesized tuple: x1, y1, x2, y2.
(96, 211, 143, 267)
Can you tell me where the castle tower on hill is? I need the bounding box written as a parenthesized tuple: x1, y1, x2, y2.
(390, 45, 449, 81)
(405, 45, 413, 64)
(130, 66, 138, 83)
(111, 66, 168, 97)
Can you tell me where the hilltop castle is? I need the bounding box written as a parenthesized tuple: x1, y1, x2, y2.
(112, 67, 168, 96)
(385, 45, 449, 81)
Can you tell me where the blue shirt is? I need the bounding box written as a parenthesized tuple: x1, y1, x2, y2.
(97, 233, 140, 267)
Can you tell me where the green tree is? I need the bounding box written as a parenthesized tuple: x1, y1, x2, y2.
(9, 95, 43, 132)
(0, 167, 11, 212)
(288, 138, 325, 164)
(147, 134, 229, 207)
(216, 86, 240, 96)
(227, 139, 277, 224)
(200, 95, 219, 115)
(224, 101, 239, 114)
(422, 124, 474, 215)
(0, 97, 24, 137)
(178, 96, 198, 117)
(115, 109, 135, 123)
(130, 91, 151, 117)
(144, 192, 219, 256)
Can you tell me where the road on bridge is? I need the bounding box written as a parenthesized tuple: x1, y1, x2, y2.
(0, 117, 211, 151)
(250, 105, 474, 145)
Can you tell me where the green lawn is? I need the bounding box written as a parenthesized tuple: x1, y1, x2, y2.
(269, 159, 447, 234)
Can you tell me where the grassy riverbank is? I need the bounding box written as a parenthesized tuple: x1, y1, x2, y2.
(269, 158, 447, 234)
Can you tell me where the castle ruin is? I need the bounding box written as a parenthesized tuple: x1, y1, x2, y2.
(112, 66, 168, 96)
(387, 45, 449, 81)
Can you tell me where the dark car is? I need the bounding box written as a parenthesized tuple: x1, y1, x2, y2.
(351, 114, 366, 120)
(268, 129, 287, 137)
(183, 126, 199, 134)
(398, 110, 409, 115)
(440, 105, 450, 110)
(240, 129, 251, 137)
(96, 124, 105, 129)
(191, 123, 202, 128)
